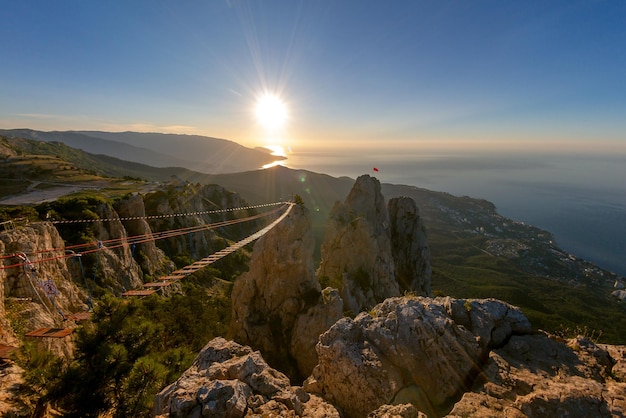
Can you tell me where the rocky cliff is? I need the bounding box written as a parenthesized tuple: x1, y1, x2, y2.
(92, 200, 146, 291)
(0, 183, 258, 416)
(143, 184, 256, 263)
(154, 175, 625, 417)
(1, 184, 254, 343)
(317, 175, 399, 315)
(156, 296, 626, 417)
(388, 196, 432, 296)
(230, 203, 343, 380)
(317, 175, 432, 315)
(231, 176, 435, 383)
(114, 194, 173, 278)
(1, 222, 88, 357)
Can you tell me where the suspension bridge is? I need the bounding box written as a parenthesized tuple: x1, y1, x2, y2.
(0, 201, 294, 340)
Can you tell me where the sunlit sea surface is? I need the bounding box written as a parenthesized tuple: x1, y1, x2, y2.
(280, 150, 626, 277)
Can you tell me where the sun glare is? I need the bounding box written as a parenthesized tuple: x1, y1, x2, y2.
(255, 94, 287, 130)
(264, 144, 287, 157)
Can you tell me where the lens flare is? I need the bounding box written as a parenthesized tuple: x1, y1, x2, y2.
(255, 94, 287, 130)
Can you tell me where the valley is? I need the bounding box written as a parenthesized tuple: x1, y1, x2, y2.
(1, 133, 625, 342)
(1, 132, 625, 417)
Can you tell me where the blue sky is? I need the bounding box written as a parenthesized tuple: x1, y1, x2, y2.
(1, 0, 625, 154)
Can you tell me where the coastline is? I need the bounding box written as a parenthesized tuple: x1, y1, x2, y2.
(278, 150, 626, 277)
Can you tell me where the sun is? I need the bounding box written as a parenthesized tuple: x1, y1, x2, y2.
(262, 144, 283, 156)
(255, 93, 287, 130)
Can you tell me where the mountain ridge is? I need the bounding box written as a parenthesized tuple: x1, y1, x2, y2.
(1, 132, 625, 343)
(0, 129, 282, 173)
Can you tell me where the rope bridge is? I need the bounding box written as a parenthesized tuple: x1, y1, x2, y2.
(123, 202, 294, 296)
(1, 201, 294, 338)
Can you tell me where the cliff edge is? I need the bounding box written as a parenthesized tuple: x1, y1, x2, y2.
(156, 296, 626, 417)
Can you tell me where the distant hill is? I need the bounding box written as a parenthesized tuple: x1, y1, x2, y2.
(0, 134, 200, 183)
(1, 134, 624, 343)
(177, 168, 626, 343)
(0, 129, 283, 174)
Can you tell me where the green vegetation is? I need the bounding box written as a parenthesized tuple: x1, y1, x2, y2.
(4, 132, 626, 418)
(18, 286, 231, 418)
(1, 136, 130, 181)
(319, 273, 343, 290)
(36, 196, 110, 244)
(0, 205, 40, 223)
(428, 229, 626, 344)
(9, 181, 261, 416)
(352, 267, 372, 290)
(293, 194, 304, 205)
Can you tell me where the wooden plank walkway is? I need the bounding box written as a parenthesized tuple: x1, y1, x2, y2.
(25, 328, 73, 338)
(121, 289, 156, 297)
(65, 312, 91, 321)
(158, 275, 184, 281)
(143, 282, 172, 288)
(0, 344, 18, 358)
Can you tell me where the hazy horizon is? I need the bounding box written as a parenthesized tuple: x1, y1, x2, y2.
(278, 149, 626, 277)
(2, 1, 626, 156)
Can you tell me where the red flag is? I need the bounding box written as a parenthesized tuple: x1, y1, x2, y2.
(373, 167, 379, 172)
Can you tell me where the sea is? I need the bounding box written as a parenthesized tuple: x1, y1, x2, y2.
(280, 150, 626, 277)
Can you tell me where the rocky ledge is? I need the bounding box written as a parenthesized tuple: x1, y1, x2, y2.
(153, 296, 626, 417)
(153, 337, 341, 418)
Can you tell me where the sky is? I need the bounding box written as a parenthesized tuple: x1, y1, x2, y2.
(1, 0, 625, 155)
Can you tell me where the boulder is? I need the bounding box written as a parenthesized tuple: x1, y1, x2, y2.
(153, 337, 340, 418)
(448, 334, 626, 417)
(440, 297, 532, 350)
(306, 297, 509, 417)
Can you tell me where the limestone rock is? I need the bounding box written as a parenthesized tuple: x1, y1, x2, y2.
(153, 337, 340, 418)
(317, 175, 399, 314)
(0, 362, 29, 417)
(448, 333, 626, 417)
(306, 297, 489, 417)
(143, 184, 250, 261)
(290, 287, 343, 377)
(368, 403, 427, 418)
(93, 202, 144, 290)
(1, 222, 88, 356)
(114, 194, 173, 277)
(602, 344, 626, 381)
(158, 296, 625, 418)
(230, 204, 342, 379)
(441, 297, 532, 350)
(388, 196, 432, 296)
